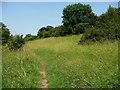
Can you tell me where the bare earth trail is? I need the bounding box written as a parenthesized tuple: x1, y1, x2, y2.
(40, 68, 48, 88)
(39, 59, 48, 89)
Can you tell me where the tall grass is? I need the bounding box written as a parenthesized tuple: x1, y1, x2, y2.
(35, 35, 118, 88)
(2, 35, 118, 88)
(2, 44, 41, 88)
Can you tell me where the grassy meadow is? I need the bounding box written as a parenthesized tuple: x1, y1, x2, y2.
(2, 35, 118, 88)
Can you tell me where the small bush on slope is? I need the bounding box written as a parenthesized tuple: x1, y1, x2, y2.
(8, 35, 25, 50)
(0, 22, 10, 45)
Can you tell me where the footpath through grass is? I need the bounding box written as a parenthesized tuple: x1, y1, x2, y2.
(35, 35, 118, 88)
(2, 35, 118, 88)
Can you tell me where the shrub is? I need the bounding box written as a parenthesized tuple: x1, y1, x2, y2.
(0, 23, 10, 45)
(42, 31, 51, 38)
(73, 23, 89, 34)
(24, 34, 37, 41)
(51, 25, 66, 37)
(80, 27, 105, 44)
(79, 6, 120, 44)
(37, 26, 54, 38)
(8, 35, 25, 50)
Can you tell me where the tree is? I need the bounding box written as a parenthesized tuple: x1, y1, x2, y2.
(0, 22, 10, 45)
(73, 23, 89, 34)
(37, 27, 46, 38)
(51, 25, 66, 37)
(24, 34, 37, 41)
(46, 26, 54, 31)
(79, 6, 120, 44)
(37, 26, 54, 38)
(62, 3, 97, 35)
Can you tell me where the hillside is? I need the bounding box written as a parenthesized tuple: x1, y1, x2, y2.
(2, 35, 118, 88)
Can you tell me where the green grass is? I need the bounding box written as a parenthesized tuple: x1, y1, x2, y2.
(2, 46, 41, 88)
(2, 35, 118, 88)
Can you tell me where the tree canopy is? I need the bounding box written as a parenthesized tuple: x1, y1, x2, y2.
(80, 6, 120, 44)
(37, 26, 54, 38)
(62, 3, 97, 35)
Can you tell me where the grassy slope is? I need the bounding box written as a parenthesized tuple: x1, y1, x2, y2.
(3, 35, 118, 88)
(2, 44, 41, 88)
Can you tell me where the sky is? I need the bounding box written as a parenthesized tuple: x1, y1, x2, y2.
(1, 2, 119, 36)
(0, 2, 2, 22)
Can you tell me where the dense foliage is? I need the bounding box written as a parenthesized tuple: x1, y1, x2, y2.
(79, 6, 120, 44)
(37, 3, 97, 38)
(62, 3, 97, 35)
(37, 4, 119, 44)
(0, 22, 10, 45)
(37, 26, 54, 38)
(0, 23, 25, 50)
(8, 35, 25, 50)
(24, 34, 37, 41)
(50, 25, 66, 37)
(37, 25, 66, 38)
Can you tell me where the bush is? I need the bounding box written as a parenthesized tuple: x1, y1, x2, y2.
(24, 34, 37, 41)
(73, 23, 89, 34)
(37, 26, 54, 38)
(79, 6, 120, 44)
(42, 31, 51, 38)
(80, 25, 120, 44)
(8, 35, 25, 50)
(37, 25, 67, 38)
(79, 27, 105, 44)
(0, 23, 10, 45)
(51, 25, 66, 37)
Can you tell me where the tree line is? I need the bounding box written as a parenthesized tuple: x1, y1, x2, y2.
(37, 4, 120, 43)
(0, 3, 120, 50)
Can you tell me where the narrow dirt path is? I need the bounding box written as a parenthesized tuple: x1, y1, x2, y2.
(40, 61, 48, 89)
(40, 70, 48, 88)
(34, 49, 48, 88)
